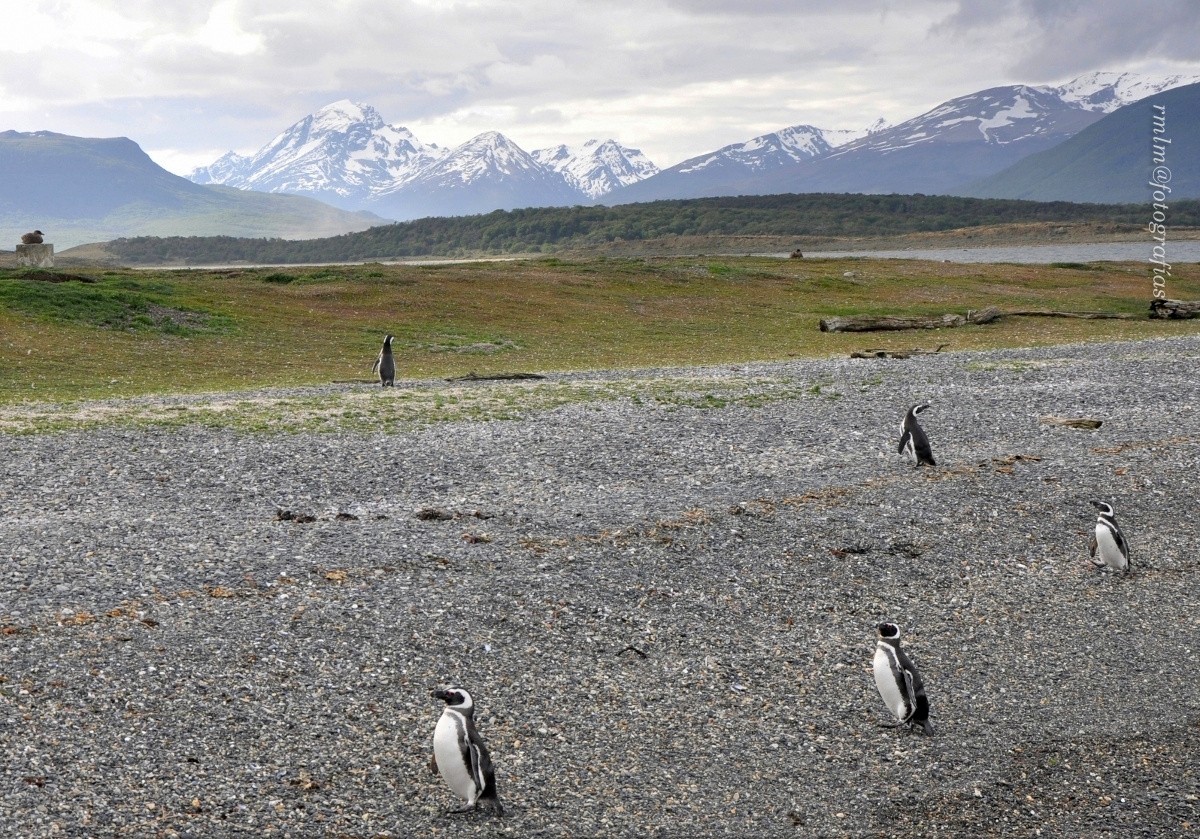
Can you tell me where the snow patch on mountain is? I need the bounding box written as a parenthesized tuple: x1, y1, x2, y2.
(1047, 70, 1200, 112)
(190, 150, 250, 185)
(532, 139, 659, 198)
(818, 118, 890, 148)
(677, 124, 833, 175)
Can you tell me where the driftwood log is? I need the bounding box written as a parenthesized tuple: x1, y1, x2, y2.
(1040, 416, 1103, 430)
(445, 371, 547, 382)
(1004, 310, 1135, 320)
(850, 343, 949, 359)
(820, 307, 1001, 333)
(822, 313, 963, 333)
(1149, 299, 1200, 319)
(819, 305, 1142, 333)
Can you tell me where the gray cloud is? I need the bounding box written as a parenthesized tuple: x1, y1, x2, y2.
(0, 0, 1196, 174)
(936, 0, 1199, 80)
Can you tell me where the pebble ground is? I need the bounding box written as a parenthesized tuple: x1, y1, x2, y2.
(1, 335, 1198, 838)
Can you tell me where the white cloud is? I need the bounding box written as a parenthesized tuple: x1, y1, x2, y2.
(0, 0, 1197, 174)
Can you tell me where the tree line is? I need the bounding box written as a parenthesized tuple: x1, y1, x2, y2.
(105, 193, 1200, 265)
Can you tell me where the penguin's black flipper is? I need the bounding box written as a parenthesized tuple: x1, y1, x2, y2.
(1111, 526, 1130, 566)
(897, 430, 911, 456)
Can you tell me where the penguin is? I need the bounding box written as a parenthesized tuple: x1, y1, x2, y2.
(897, 403, 936, 466)
(371, 334, 395, 387)
(1088, 500, 1130, 573)
(21, 230, 44, 244)
(430, 685, 504, 816)
(873, 622, 934, 735)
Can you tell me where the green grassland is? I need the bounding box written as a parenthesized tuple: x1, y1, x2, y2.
(1, 256, 1198, 411)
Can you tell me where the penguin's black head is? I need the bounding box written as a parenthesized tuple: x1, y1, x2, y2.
(912, 403, 932, 415)
(433, 685, 473, 710)
(383, 333, 394, 347)
(877, 622, 901, 640)
(1090, 500, 1115, 517)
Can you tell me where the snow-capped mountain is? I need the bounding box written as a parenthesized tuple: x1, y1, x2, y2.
(190, 102, 655, 218)
(614, 70, 1200, 203)
(190, 150, 251, 185)
(189, 71, 1200, 219)
(366, 131, 584, 220)
(614, 124, 842, 203)
(757, 84, 1103, 196)
(965, 81, 1200, 202)
(833, 84, 1098, 155)
(190, 100, 446, 211)
(1046, 70, 1200, 112)
(532, 139, 658, 199)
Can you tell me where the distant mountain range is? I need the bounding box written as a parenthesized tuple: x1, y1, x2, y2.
(0, 130, 383, 249)
(191, 71, 1200, 216)
(5, 71, 1200, 250)
(191, 100, 659, 219)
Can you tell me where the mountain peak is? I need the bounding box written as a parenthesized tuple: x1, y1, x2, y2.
(532, 139, 659, 198)
(189, 100, 445, 206)
(1045, 70, 1200, 112)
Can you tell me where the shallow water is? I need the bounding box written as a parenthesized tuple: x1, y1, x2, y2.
(788, 240, 1200, 264)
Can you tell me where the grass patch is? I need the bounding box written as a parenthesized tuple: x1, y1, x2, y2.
(0, 375, 830, 435)
(0, 255, 1198, 404)
(0, 271, 224, 334)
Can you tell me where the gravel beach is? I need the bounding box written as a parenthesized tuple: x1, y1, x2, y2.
(2, 334, 1198, 838)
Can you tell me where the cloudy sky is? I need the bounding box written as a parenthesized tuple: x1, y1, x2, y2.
(3, 0, 1197, 175)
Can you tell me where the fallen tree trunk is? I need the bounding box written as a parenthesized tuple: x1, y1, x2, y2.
(820, 304, 1132, 333)
(850, 343, 949, 359)
(1005, 310, 1135, 320)
(1149, 299, 1200, 319)
(1040, 415, 1103, 430)
(820, 313, 965, 333)
(445, 371, 547, 382)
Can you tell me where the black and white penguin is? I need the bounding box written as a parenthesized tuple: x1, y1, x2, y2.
(371, 334, 396, 387)
(430, 685, 504, 815)
(873, 622, 934, 735)
(1088, 500, 1130, 573)
(897, 403, 936, 466)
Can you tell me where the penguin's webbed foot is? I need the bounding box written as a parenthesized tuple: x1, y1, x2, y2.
(441, 803, 479, 817)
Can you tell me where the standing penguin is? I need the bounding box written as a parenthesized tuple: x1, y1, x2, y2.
(897, 403, 936, 466)
(1088, 500, 1130, 573)
(371, 334, 395, 387)
(430, 685, 504, 816)
(873, 622, 934, 735)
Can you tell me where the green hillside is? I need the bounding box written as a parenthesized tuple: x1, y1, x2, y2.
(0, 131, 385, 249)
(95, 193, 1196, 265)
(963, 83, 1200, 203)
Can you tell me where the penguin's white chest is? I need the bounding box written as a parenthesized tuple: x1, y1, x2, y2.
(873, 646, 908, 719)
(1094, 523, 1128, 571)
(433, 711, 479, 804)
